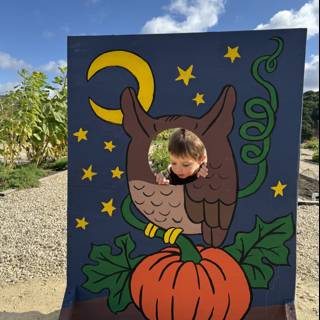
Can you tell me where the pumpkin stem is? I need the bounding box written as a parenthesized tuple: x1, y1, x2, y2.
(121, 194, 202, 263)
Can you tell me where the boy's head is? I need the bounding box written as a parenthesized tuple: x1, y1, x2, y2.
(168, 128, 206, 179)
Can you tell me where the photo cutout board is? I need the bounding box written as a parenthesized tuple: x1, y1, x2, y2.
(60, 29, 307, 320)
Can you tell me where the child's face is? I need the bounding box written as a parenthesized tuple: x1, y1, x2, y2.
(169, 153, 203, 179)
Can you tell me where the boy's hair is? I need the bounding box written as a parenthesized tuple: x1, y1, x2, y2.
(168, 128, 206, 161)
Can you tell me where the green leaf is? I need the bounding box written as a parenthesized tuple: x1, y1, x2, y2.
(82, 233, 145, 313)
(224, 214, 294, 288)
(33, 133, 42, 141)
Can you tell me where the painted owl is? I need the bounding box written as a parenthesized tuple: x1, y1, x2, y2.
(121, 85, 237, 247)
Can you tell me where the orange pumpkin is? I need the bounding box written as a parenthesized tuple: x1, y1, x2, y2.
(130, 246, 251, 320)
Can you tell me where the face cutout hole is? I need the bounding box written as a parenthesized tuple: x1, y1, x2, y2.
(148, 128, 208, 185)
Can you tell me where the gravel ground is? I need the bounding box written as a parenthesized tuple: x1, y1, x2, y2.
(296, 204, 319, 318)
(0, 172, 67, 286)
(296, 205, 319, 282)
(0, 169, 318, 318)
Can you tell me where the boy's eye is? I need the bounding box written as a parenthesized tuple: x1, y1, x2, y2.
(183, 164, 190, 167)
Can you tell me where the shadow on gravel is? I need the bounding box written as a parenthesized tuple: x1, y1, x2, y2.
(0, 310, 60, 320)
(299, 174, 319, 199)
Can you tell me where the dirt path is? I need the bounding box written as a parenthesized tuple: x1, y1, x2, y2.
(0, 278, 65, 320)
(299, 148, 319, 181)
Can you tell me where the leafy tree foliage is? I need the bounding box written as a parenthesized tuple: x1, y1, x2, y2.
(302, 91, 319, 142)
(0, 68, 67, 168)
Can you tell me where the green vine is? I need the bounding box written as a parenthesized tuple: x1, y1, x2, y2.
(238, 37, 284, 198)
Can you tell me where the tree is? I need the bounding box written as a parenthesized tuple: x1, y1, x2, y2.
(302, 91, 319, 142)
(0, 68, 67, 167)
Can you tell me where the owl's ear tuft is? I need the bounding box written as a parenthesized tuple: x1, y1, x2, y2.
(199, 85, 236, 136)
(120, 87, 154, 138)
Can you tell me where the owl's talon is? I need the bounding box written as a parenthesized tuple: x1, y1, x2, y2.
(164, 227, 183, 245)
(163, 227, 175, 243)
(144, 223, 158, 238)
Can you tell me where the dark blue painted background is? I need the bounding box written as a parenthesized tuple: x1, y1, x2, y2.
(64, 29, 306, 309)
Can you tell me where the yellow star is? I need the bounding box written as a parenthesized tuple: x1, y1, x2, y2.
(104, 140, 116, 152)
(192, 93, 205, 106)
(175, 65, 196, 86)
(73, 128, 88, 142)
(81, 165, 97, 181)
(111, 166, 124, 179)
(271, 181, 288, 198)
(101, 199, 116, 217)
(76, 217, 89, 230)
(224, 46, 241, 63)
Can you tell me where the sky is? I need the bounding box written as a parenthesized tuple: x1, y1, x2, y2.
(0, 0, 318, 94)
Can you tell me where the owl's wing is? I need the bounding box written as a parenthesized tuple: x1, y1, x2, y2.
(184, 159, 237, 247)
(184, 85, 238, 247)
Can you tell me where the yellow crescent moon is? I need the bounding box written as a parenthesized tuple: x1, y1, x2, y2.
(87, 50, 155, 124)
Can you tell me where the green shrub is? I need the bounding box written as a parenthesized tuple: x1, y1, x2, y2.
(156, 129, 175, 141)
(0, 163, 48, 191)
(149, 140, 170, 173)
(148, 129, 175, 173)
(0, 67, 67, 168)
(43, 157, 68, 171)
(302, 137, 319, 163)
(303, 138, 319, 150)
(302, 91, 319, 142)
